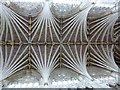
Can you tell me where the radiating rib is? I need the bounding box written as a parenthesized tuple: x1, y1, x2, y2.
(114, 45, 120, 63)
(31, 2, 60, 42)
(90, 45, 119, 72)
(62, 5, 92, 42)
(114, 16, 120, 41)
(31, 45, 60, 83)
(1, 45, 28, 80)
(0, 3, 28, 42)
(62, 45, 92, 79)
(90, 13, 118, 42)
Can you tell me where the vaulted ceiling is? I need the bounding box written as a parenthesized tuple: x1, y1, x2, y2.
(0, 0, 120, 86)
